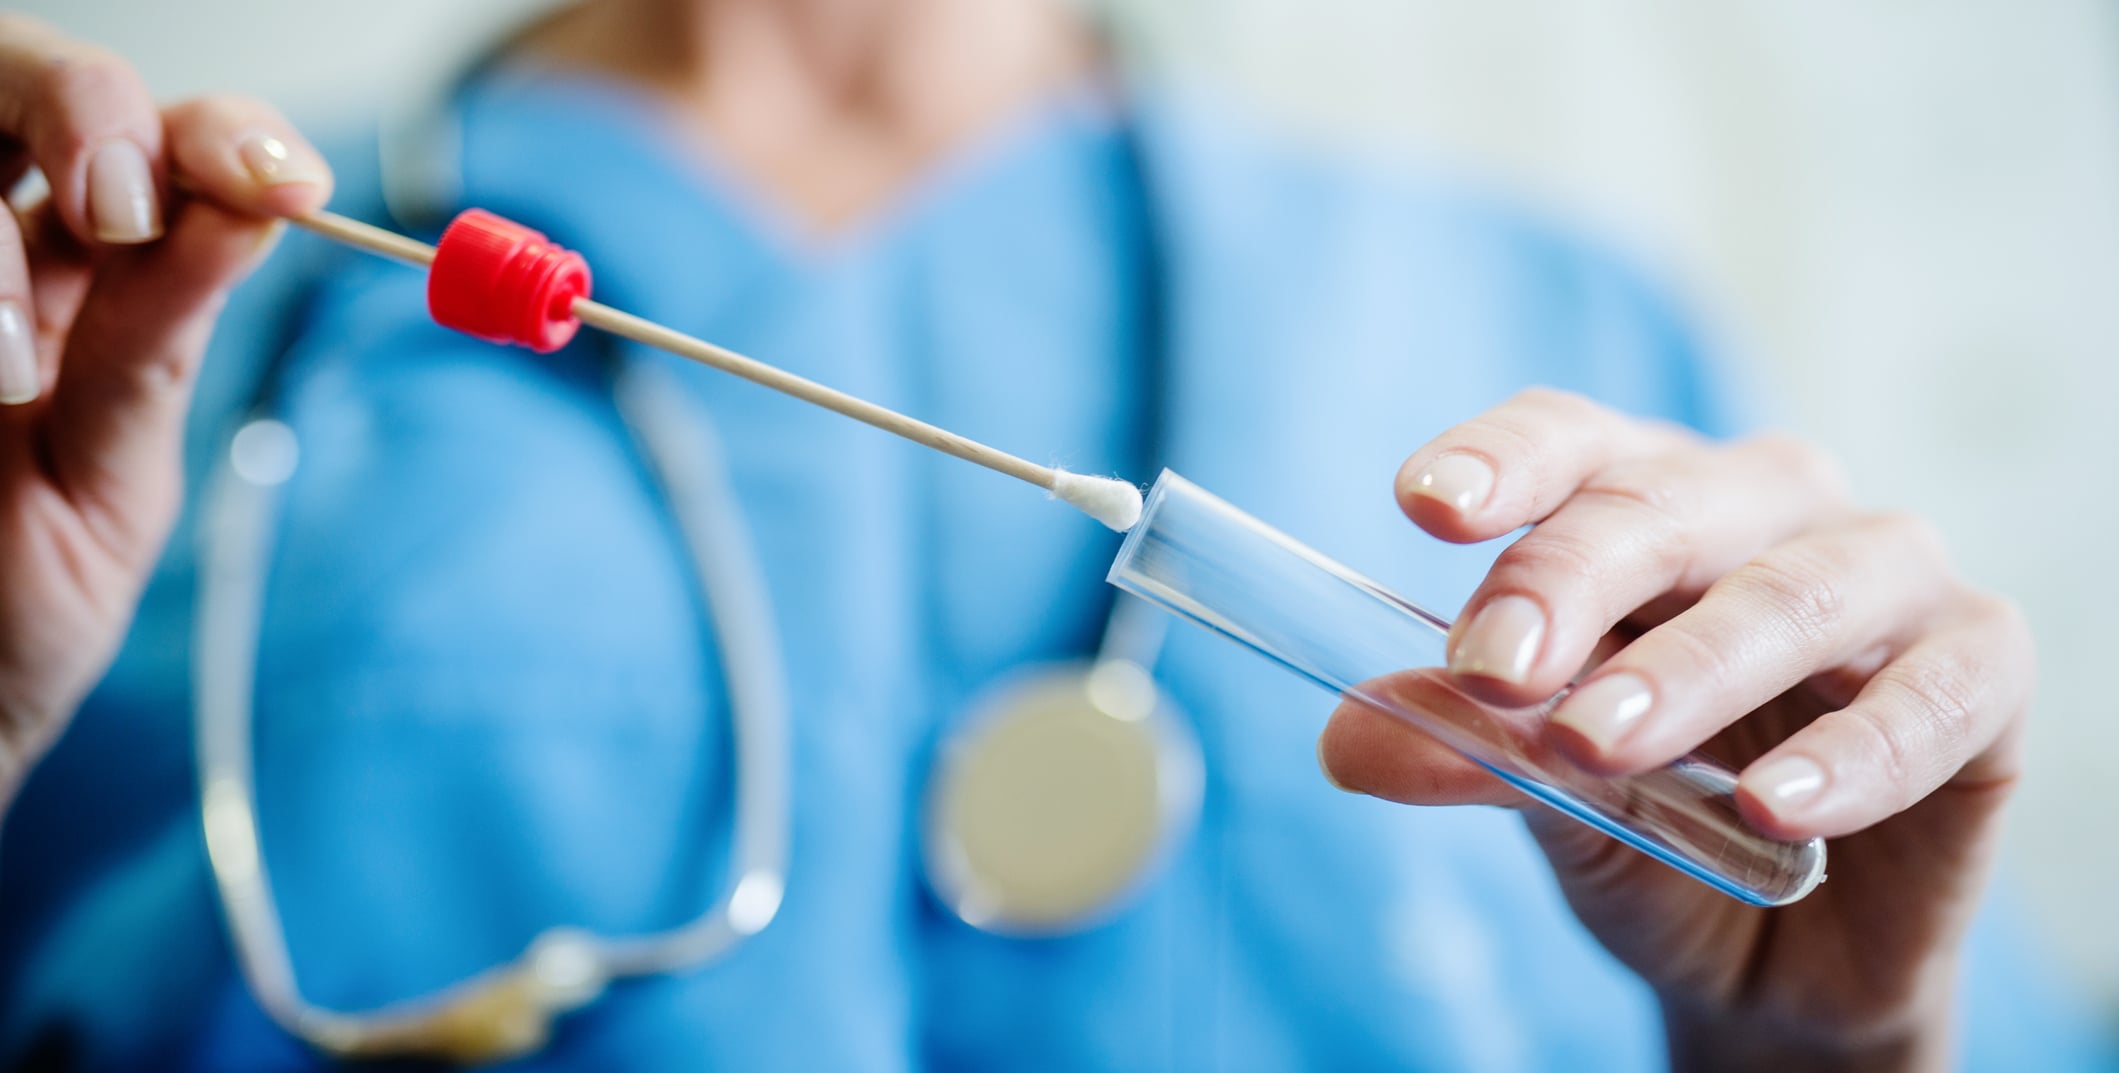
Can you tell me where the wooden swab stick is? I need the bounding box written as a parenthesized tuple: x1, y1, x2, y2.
(566, 301, 1055, 489)
(294, 210, 437, 268)
(288, 210, 1143, 530)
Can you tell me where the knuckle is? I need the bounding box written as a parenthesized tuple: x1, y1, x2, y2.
(1864, 510, 1948, 565)
(1580, 457, 1678, 509)
(1964, 591, 2028, 637)
(1861, 510, 1964, 592)
(1469, 391, 1602, 469)
(1491, 526, 1600, 586)
(1843, 705, 1920, 802)
(1641, 617, 1737, 691)
(1722, 545, 1850, 653)
(1572, 477, 1696, 581)
(1956, 591, 2036, 684)
(1580, 463, 1693, 528)
(1863, 664, 1981, 790)
(1638, 414, 1705, 449)
(36, 48, 135, 112)
(1512, 385, 1600, 424)
(1509, 384, 1571, 408)
(27, 48, 146, 149)
(1459, 408, 1544, 467)
(1749, 433, 1852, 505)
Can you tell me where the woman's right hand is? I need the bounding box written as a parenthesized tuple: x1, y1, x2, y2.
(0, 16, 332, 804)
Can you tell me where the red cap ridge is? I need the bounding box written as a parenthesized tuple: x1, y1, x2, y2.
(427, 209, 592, 353)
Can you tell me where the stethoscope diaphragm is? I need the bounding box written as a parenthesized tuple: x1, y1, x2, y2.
(922, 658, 1202, 936)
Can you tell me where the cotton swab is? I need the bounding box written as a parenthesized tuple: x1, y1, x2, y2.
(290, 209, 1144, 532)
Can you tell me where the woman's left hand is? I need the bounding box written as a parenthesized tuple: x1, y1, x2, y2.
(1317, 388, 2030, 1072)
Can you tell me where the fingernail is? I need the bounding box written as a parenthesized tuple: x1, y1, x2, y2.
(1406, 453, 1495, 514)
(1550, 673, 1654, 755)
(1450, 594, 1545, 685)
(89, 140, 162, 244)
(1316, 735, 1359, 795)
(0, 302, 36, 405)
(1747, 755, 1827, 811)
(237, 133, 327, 188)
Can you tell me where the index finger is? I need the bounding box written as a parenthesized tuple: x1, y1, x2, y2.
(0, 13, 163, 245)
(1394, 387, 1696, 544)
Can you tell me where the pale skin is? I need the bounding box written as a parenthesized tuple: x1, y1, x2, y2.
(1320, 393, 2030, 1070)
(0, 4, 2030, 1070)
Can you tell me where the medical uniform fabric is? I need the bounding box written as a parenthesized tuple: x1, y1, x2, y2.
(0, 68, 2107, 1072)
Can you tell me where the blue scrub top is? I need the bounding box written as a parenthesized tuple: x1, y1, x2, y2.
(1, 68, 2109, 1071)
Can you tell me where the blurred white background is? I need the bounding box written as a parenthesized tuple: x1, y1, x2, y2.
(27, 0, 2119, 1024)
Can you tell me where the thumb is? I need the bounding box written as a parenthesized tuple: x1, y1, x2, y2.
(1317, 672, 1522, 806)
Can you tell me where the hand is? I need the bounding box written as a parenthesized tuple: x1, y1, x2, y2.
(1317, 388, 2030, 1072)
(0, 16, 332, 804)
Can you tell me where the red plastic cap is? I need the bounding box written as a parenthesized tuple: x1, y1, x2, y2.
(427, 208, 593, 353)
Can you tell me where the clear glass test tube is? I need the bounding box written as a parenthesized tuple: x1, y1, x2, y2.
(1108, 470, 1826, 907)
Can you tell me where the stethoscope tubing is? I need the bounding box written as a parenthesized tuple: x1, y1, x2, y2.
(191, 355, 794, 1047)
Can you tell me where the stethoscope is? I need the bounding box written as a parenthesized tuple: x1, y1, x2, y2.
(192, 35, 1198, 1065)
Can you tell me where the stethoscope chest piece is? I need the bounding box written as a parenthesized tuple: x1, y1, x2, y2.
(923, 659, 1202, 936)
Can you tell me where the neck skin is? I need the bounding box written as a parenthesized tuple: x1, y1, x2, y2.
(518, 0, 1099, 233)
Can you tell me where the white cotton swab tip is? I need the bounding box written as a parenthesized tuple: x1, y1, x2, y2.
(1050, 470, 1145, 532)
